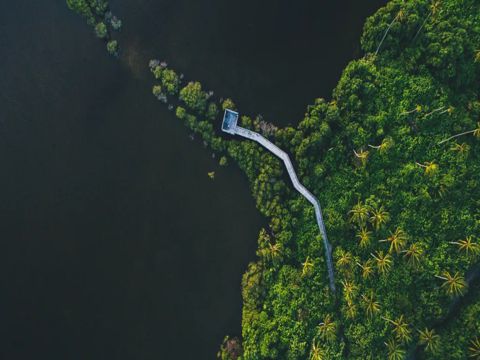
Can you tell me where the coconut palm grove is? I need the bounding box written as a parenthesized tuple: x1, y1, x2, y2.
(66, 0, 480, 358)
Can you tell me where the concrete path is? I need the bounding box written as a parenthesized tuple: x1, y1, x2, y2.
(232, 125, 336, 291)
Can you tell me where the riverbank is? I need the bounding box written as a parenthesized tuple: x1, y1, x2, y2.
(64, 0, 480, 358)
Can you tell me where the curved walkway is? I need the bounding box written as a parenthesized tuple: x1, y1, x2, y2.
(229, 125, 336, 291)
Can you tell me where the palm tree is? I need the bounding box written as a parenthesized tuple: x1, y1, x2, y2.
(418, 328, 440, 354)
(412, 1, 441, 42)
(309, 340, 325, 360)
(354, 149, 369, 166)
(357, 227, 372, 248)
(357, 260, 374, 279)
(474, 125, 480, 138)
(402, 243, 423, 268)
(435, 271, 467, 296)
(318, 314, 336, 342)
(475, 50, 480, 63)
(345, 303, 358, 319)
(385, 339, 406, 360)
(362, 292, 381, 318)
(380, 228, 408, 254)
(430, 1, 441, 16)
(341, 280, 358, 304)
(376, 9, 405, 55)
(383, 315, 412, 343)
(302, 256, 314, 277)
(469, 337, 480, 359)
(450, 236, 480, 259)
(437, 106, 455, 116)
(369, 205, 390, 230)
(336, 249, 353, 269)
(266, 242, 282, 261)
(349, 201, 370, 226)
(416, 161, 438, 176)
(368, 137, 393, 154)
(371, 251, 393, 275)
(438, 122, 480, 144)
(401, 104, 422, 116)
(450, 142, 470, 155)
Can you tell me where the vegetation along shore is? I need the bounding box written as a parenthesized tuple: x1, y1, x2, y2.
(67, 0, 480, 358)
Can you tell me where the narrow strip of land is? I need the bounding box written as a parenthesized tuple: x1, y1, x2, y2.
(232, 125, 336, 291)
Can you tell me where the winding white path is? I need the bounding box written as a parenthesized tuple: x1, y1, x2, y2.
(229, 125, 336, 292)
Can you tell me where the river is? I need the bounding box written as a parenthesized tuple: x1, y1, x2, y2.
(0, 0, 385, 358)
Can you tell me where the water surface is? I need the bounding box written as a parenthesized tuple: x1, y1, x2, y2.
(0, 0, 385, 358)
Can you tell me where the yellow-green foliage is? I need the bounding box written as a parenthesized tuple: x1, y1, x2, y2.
(145, 0, 480, 358)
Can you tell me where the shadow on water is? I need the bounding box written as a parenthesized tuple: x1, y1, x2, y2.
(0, 0, 385, 359)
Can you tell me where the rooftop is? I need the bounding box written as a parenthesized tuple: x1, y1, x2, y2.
(221, 109, 239, 135)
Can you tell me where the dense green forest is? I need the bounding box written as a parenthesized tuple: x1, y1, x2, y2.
(68, 0, 480, 358)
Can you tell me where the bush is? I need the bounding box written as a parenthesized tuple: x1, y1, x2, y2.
(153, 65, 163, 80)
(95, 22, 108, 39)
(152, 85, 162, 98)
(175, 106, 187, 120)
(217, 336, 243, 360)
(179, 81, 208, 114)
(161, 69, 180, 95)
(111, 16, 122, 31)
(89, 0, 108, 15)
(222, 98, 236, 111)
(206, 102, 219, 121)
(106, 40, 118, 56)
(219, 156, 228, 166)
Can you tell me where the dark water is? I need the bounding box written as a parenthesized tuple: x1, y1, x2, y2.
(0, 0, 385, 359)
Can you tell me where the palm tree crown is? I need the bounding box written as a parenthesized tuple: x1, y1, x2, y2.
(474, 122, 480, 138)
(475, 50, 480, 63)
(450, 236, 480, 259)
(354, 149, 369, 166)
(469, 337, 480, 359)
(345, 303, 358, 319)
(383, 315, 412, 343)
(416, 161, 439, 176)
(418, 328, 440, 354)
(371, 251, 393, 275)
(349, 201, 369, 226)
(357, 228, 372, 248)
(402, 243, 423, 268)
(357, 260, 374, 279)
(378, 137, 393, 153)
(451, 142, 470, 155)
(381, 228, 408, 253)
(369, 205, 390, 230)
(362, 292, 381, 318)
(265, 242, 282, 261)
(341, 280, 358, 304)
(436, 271, 467, 296)
(385, 339, 406, 360)
(318, 314, 336, 342)
(336, 249, 353, 269)
(302, 256, 314, 277)
(309, 341, 325, 360)
(369, 137, 393, 153)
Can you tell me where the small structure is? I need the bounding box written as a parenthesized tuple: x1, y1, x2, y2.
(222, 109, 239, 134)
